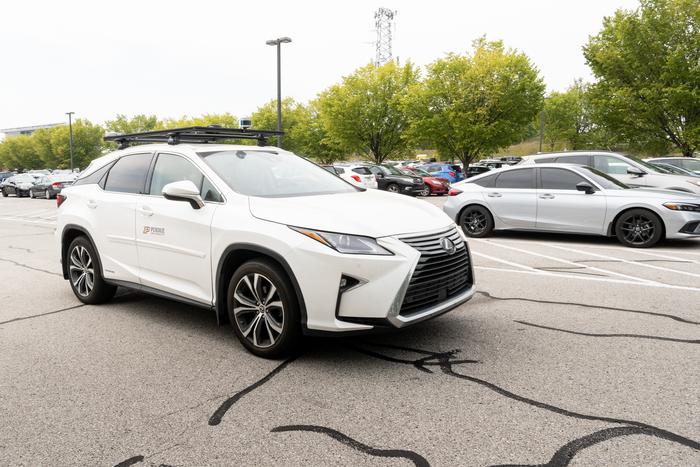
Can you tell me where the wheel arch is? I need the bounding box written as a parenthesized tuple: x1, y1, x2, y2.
(456, 201, 494, 224)
(215, 244, 307, 330)
(60, 224, 102, 280)
(607, 206, 667, 238)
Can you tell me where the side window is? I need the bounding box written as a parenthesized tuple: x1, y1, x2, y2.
(534, 157, 558, 164)
(335, 167, 346, 174)
(540, 168, 588, 190)
(495, 169, 535, 189)
(472, 174, 497, 187)
(74, 162, 113, 187)
(352, 167, 372, 175)
(149, 153, 223, 202)
(593, 156, 632, 175)
(104, 154, 152, 193)
(556, 155, 591, 166)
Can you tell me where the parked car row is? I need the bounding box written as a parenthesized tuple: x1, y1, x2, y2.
(1, 171, 78, 198)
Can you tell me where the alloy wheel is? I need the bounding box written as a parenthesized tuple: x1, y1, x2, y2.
(462, 209, 488, 235)
(620, 214, 655, 246)
(45, 190, 50, 199)
(420, 187, 430, 196)
(69, 245, 94, 297)
(387, 184, 399, 193)
(232, 273, 284, 349)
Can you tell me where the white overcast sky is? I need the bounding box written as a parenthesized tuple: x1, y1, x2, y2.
(0, 0, 639, 132)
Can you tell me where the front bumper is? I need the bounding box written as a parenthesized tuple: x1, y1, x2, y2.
(401, 182, 427, 195)
(663, 210, 700, 239)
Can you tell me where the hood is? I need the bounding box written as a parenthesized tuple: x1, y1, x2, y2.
(249, 189, 453, 237)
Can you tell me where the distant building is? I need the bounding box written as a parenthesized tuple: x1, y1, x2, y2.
(0, 123, 63, 139)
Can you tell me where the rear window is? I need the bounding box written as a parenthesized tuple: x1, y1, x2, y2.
(471, 174, 497, 187)
(74, 162, 113, 187)
(352, 167, 372, 175)
(534, 157, 557, 164)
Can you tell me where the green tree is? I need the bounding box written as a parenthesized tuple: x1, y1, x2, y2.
(251, 98, 311, 153)
(0, 135, 40, 170)
(317, 61, 420, 164)
(33, 120, 105, 170)
(105, 114, 160, 134)
(296, 100, 348, 163)
(583, 0, 700, 156)
(405, 39, 545, 166)
(543, 79, 594, 150)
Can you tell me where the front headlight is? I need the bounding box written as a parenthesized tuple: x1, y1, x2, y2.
(663, 202, 700, 212)
(289, 226, 393, 255)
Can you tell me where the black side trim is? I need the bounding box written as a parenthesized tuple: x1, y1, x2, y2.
(104, 279, 214, 311)
(680, 221, 700, 234)
(215, 244, 309, 333)
(60, 224, 103, 280)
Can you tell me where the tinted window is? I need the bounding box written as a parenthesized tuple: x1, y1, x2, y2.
(680, 159, 700, 171)
(556, 155, 590, 165)
(593, 155, 633, 175)
(579, 167, 628, 190)
(352, 167, 372, 175)
(495, 169, 534, 189)
(540, 168, 588, 190)
(104, 154, 152, 193)
(334, 167, 345, 174)
(534, 157, 557, 164)
(75, 162, 113, 187)
(149, 154, 203, 195)
(472, 174, 497, 187)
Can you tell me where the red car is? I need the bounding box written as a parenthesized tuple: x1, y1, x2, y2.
(400, 167, 450, 196)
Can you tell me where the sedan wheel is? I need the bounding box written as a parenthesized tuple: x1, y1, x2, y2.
(227, 260, 301, 358)
(45, 190, 51, 199)
(459, 205, 494, 238)
(615, 209, 663, 248)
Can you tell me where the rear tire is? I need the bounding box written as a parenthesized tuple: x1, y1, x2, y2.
(29, 190, 34, 198)
(227, 259, 302, 359)
(615, 209, 663, 248)
(67, 236, 117, 304)
(386, 183, 399, 193)
(459, 205, 494, 238)
(1, 189, 7, 197)
(45, 190, 51, 199)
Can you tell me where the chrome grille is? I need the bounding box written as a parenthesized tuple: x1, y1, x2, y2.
(399, 227, 472, 317)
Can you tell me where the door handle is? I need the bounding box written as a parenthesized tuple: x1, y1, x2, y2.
(138, 206, 154, 217)
(487, 192, 502, 198)
(539, 194, 555, 199)
(87, 200, 98, 209)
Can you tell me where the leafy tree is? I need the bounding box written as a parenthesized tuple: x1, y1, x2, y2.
(543, 79, 594, 150)
(317, 61, 420, 164)
(296, 100, 348, 163)
(33, 120, 105, 170)
(105, 114, 160, 134)
(251, 98, 311, 153)
(0, 135, 40, 170)
(404, 39, 545, 166)
(583, 0, 700, 156)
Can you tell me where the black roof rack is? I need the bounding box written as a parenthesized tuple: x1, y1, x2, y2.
(104, 126, 283, 149)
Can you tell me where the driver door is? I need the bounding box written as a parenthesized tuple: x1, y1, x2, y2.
(135, 152, 222, 305)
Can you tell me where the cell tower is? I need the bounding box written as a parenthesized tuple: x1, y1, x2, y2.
(374, 8, 396, 66)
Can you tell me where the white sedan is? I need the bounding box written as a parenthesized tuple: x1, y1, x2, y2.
(443, 164, 700, 248)
(333, 164, 378, 189)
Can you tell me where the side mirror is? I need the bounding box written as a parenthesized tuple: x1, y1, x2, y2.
(162, 180, 205, 209)
(576, 182, 596, 194)
(626, 166, 645, 177)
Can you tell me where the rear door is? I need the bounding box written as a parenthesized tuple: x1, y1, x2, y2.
(96, 152, 153, 283)
(536, 168, 607, 234)
(135, 152, 222, 305)
(484, 168, 537, 228)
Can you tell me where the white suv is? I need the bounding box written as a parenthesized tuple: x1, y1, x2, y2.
(333, 164, 378, 189)
(56, 128, 475, 358)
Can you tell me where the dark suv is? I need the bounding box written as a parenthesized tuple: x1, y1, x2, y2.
(367, 164, 425, 195)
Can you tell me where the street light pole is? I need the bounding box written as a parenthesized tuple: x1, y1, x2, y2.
(266, 37, 292, 147)
(66, 112, 75, 171)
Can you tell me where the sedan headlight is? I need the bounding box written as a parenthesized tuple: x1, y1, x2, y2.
(663, 202, 700, 212)
(289, 226, 393, 255)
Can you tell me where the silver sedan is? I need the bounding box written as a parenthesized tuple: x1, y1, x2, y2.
(443, 164, 700, 248)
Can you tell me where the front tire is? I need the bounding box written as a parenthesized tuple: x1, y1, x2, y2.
(29, 190, 34, 198)
(45, 190, 51, 199)
(386, 183, 399, 193)
(615, 209, 663, 248)
(227, 259, 301, 358)
(67, 236, 117, 304)
(459, 205, 494, 238)
(1, 189, 7, 197)
(419, 187, 430, 197)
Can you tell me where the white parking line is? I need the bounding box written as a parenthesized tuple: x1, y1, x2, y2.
(548, 244, 700, 279)
(472, 239, 661, 286)
(474, 266, 700, 293)
(0, 217, 55, 226)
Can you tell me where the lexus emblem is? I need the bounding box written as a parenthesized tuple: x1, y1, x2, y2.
(440, 237, 456, 255)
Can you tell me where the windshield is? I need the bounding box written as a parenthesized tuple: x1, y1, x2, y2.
(380, 164, 404, 176)
(580, 167, 629, 190)
(199, 150, 358, 197)
(407, 167, 430, 176)
(626, 155, 662, 173)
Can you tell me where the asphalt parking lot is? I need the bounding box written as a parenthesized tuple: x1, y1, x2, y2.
(1, 195, 698, 467)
